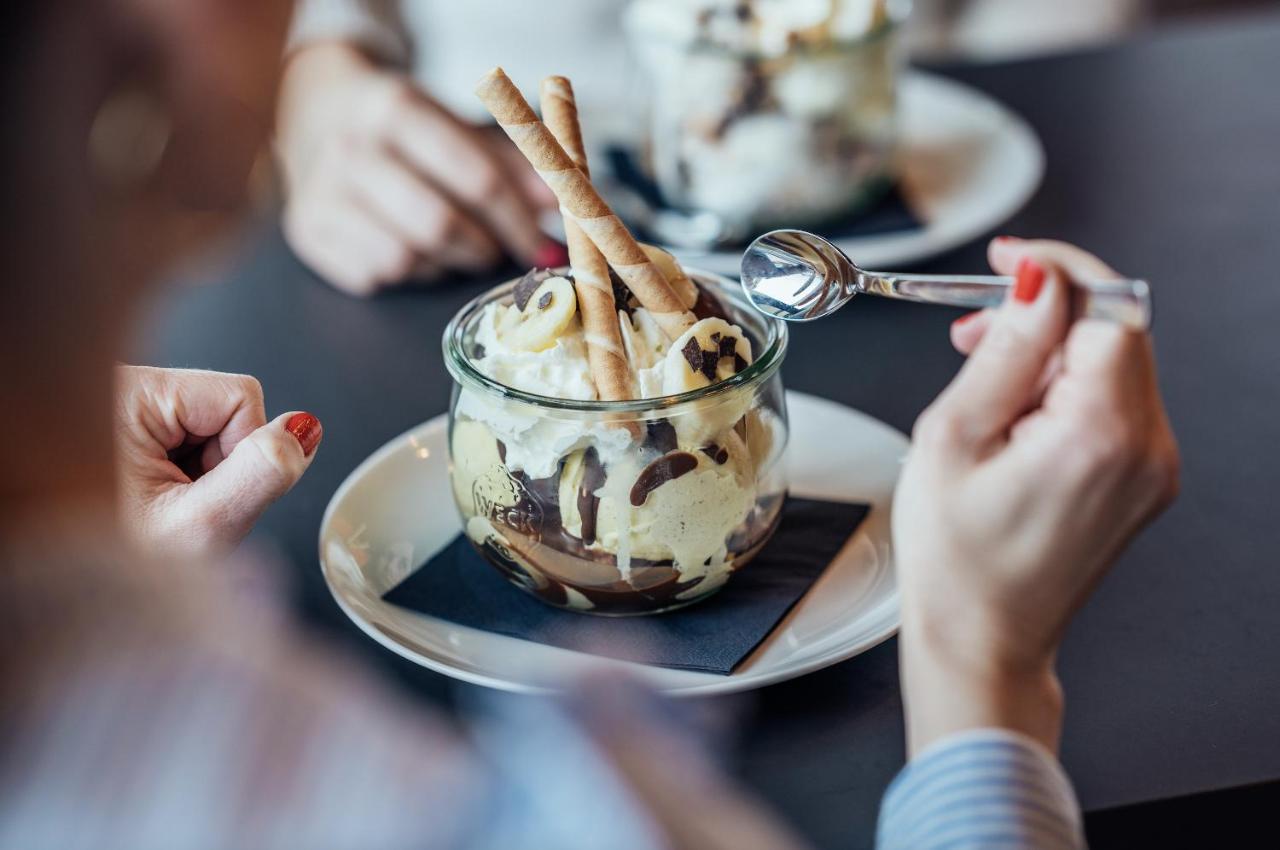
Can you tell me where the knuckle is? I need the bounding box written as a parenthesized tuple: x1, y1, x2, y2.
(229, 373, 264, 401)
(419, 210, 457, 247)
(254, 432, 295, 479)
(371, 80, 415, 132)
(981, 320, 1040, 362)
(912, 404, 964, 452)
(333, 130, 365, 159)
(380, 243, 416, 282)
(465, 164, 504, 204)
(1063, 415, 1137, 482)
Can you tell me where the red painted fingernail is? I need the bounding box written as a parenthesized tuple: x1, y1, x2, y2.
(533, 241, 569, 269)
(286, 412, 323, 457)
(952, 310, 981, 327)
(1013, 258, 1045, 304)
(994, 235, 1019, 245)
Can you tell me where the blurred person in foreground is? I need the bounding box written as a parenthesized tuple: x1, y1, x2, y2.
(0, 2, 1177, 850)
(277, 0, 1142, 295)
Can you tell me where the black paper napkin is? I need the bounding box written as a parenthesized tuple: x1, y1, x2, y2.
(603, 146, 923, 247)
(382, 498, 870, 675)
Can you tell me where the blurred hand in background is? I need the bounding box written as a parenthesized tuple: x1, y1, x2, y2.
(276, 43, 559, 296)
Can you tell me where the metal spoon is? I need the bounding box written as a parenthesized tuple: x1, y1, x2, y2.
(740, 229, 1152, 329)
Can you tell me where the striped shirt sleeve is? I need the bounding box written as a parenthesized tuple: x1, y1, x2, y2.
(876, 729, 1085, 850)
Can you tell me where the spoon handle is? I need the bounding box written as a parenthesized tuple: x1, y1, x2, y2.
(859, 272, 1152, 330)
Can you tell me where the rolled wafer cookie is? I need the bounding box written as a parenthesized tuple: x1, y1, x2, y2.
(540, 76, 635, 404)
(476, 67, 696, 341)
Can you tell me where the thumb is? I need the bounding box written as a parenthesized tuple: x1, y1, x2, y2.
(927, 259, 1070, 451)
(181, 411, 323, 549)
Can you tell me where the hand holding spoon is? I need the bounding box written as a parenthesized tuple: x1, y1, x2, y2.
(740, 230, 1152, 329)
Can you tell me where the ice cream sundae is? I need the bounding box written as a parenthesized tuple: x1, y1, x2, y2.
(625, 0, 904, 232)
(443, 69, 788, 615)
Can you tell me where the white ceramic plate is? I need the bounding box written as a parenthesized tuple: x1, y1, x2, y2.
(319, 392, 906, 696)
(595, 71, 1044, 277)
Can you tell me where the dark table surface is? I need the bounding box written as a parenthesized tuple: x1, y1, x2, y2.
(145, 11, 1280, 850)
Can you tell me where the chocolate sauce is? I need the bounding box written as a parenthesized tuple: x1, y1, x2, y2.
(714, 59, 774, 140)
(700, 443, 729, 465)
(473, 463, 783, 615)
(644, 419, 679, 455)
(630, 451, 699, 507)
(691, 284, 732, 322)
(577, 447, 606, 545)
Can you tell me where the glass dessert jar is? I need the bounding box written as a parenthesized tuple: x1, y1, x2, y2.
(444, 270, 789, 616)
(625, 0, 908, 233)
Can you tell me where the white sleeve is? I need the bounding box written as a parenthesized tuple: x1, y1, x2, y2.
(287, 0, 412, 66)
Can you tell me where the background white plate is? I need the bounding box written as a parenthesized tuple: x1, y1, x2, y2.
(605, 71, 1044, 277)
(319, 392, 907, 696)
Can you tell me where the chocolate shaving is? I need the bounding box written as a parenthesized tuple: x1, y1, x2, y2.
(513, 268, 553, 311)
(709, 331, 722, 345)
(699, 349, 718, 380)
(577, 447, 606, 545)
(496, 439, 508, 464)
(473, 343, 486, 360)
(630, 452, 698, 507)
(733, 353, 749, 373)
(537, 291, 553, 310)
(718, 336, 737, 360)
(644, 419, 679, 454)
(681, 337, 705, 376)
(700, 443, 729, 465)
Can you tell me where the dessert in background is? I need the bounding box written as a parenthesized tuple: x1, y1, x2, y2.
(442, 69, 788, 615)
(625, 0, 904, 232)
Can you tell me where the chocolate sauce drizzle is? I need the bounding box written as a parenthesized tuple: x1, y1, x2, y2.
(630, 451, 699, 507)
(577, 447, 606, 545)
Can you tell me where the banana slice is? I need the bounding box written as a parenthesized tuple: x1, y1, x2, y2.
(450, 419, 514, 515)
(641, 243, 698, 310)
(662, 318, 753, 394)
(504, 276, 578, 352)
(558, 449, 587, 537)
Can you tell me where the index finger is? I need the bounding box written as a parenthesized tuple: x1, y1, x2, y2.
(117, 366, 267, 462)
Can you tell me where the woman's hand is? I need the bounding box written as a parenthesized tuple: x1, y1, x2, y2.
(114, 366, 322, 559)
(894, 238, 1180, 755)
(277, 44, 560, 296)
